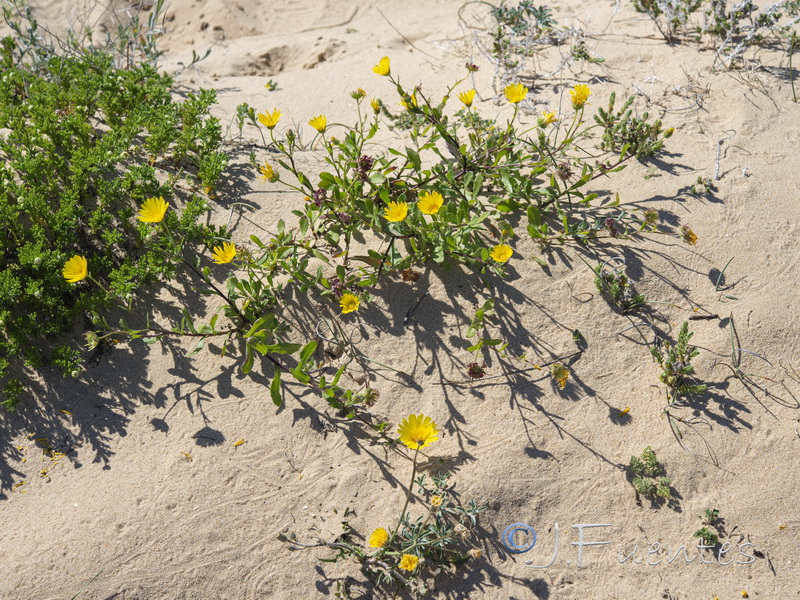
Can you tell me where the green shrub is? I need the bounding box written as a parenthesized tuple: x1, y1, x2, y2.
(0, 18, 226, 408)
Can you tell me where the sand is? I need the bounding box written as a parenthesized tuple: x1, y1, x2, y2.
(1, 0, 799, 598)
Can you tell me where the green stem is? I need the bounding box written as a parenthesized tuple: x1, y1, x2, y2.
(391, 447, 420, 544)
(791, 31, 797, 103)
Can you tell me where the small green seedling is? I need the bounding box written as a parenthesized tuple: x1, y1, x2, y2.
(594, 259, 645, 313)
(694, 508, 721, 547)
(629, 446, 672, 500)
(651, 321, 707, 403)
(690, 175, 717, 196)
(693, 526, 719, 547)
(700, 507, 720, 525)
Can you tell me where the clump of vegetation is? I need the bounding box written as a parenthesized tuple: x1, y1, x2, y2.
(595, 92, 673, 159)
(651, 321, 708, 403)
(483, 0, 558, 86)
(629, 446, 673, 500)
(632, 0, 703, 43)
(280, 415, 486, 598)
(460, 0, 610, 93)
(690, 175, 717, 196)
(693, 508, 721, 547)
(632, 0, 800, 70)
(0, 5, 225, 408)
(594, 259, 646, 313)
(704, 0, 800, 68)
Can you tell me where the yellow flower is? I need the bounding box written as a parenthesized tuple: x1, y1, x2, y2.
(258, 161, 279, 183)
(350, 88, 366, 100)
(339, 292, 360, 314)
(504, 82, 528, 104)
(370, 98, 382, 114)
(570, 84, 591, 108)
(368, 527, 389, 548)
(211, 242, 236, 264)
(458, 89, 476, 107)
(397, 414, 439, 450)
(308, 115, 327, 133)
(681, 225, 698, 245)
(418, 191, 444, 215)
(62, 255, 88, 283)
(137, 196, 168, 223)
(431, 495, 444, 507)
(400, 93, 417, 111)
(398, 554, 419, 571)
(541, 110, 557, 125)
(372, 56, 391, 76)
(551, 363, 569, 389)
(257, 108, 281, 129)
(490, 244, 513, 263)
(383, 201, 408, 222)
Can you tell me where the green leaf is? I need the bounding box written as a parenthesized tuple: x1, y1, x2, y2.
(290, 366, 310, 384)
(244, 313, 275, 338)
(270, 369, 282, 406)
(407, 148, 421, 171)
(266, 342, 302, 354)
(331, 364, 346, 386)
(319, 171, 337, 188)
(496, 200, 519, 213)
(241, 345, 254, 374)
(297, 171, 312, 190)
(299, 340, 318, 365)
(527, 205, 541, 226)
(528, 224, 543, 238)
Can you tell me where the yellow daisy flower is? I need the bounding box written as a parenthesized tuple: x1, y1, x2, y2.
(489, 244, 513, 263)
(308, 115, 327, 133)
(372, 56, 391, 76)
(397, 414, 439, 450)
(350, 88, 366, 100)
(431, 495, 444, 507)
(62, 255, 88, 283)
(210, 242, 236, 264)
(368, 527, 389, 548)
(257, 108, 281, 129)
(398, 554, 419, 571)
(137, 196, 168, 223)
(383, 201, 408, 222)
(541, 111, 557, 125)
(504, 82, 528, 104)
(570, 84, 591, 109)
(339, 292, 360, 314)
(259, 161, 278, 183)
(458, 89, 476, 107)
(418, 191, 444, 215)
(370, 98, 382, 114)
